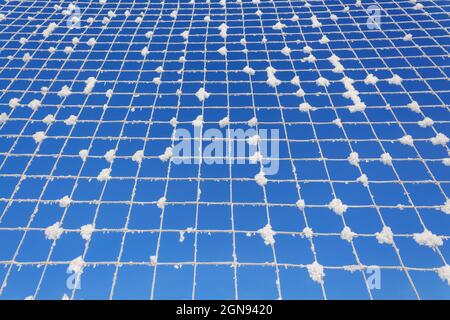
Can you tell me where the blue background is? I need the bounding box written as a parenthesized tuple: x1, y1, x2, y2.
(0, 0, 449, 299)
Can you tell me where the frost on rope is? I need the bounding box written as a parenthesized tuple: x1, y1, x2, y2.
(437, 265, 450, 286)
(376, 226, 394, 245)
(219, 116, 230, 128)
(0, 0, 446, 298)
(79, 149, 88, 161)
(328, 198, 348, 215)
(9, 97, 21, 108)
(0, 112, 8, 125)
(388, 74, 403, 85)
(249, 151, 262, 164)
(247, 117, 258, 127)
(272, 21, 286, 31)
(302, 54, 316, 64)
(380, 152, 393, 166)
(64, 115, 78, 126)
(296, 199, 305, 211)
(153, 77, 161, 85)
(63, 46, 74, 55)
(217, 46, 227, 56)
(141, 46, 149, 57)
(41, 86, 49, 95)
(181, 30, 189, 40)
(80, 224, 94, 241)
(45, 222, 64, 240)
(347, 152, 359, 166)
(87, 38, 97, 47)
(83, 77, 97, 94)
(307, 261, 325, 284)
(281, 46, 291, 56)
(243, 65, 255, 76)
(159, 147, 173, 162)
(42, 22, 57, 38)
(291, 75, 300, 86)
(342, 77, 366, 112)
(22, 53, 31, 63)
(43, 114, 55, 125)
(303, 45, 313, 54)
(328, 54, 344, 73)
(403, 33, 413, 41)
(104, 149, 116, 163)
(28, 99, 41, 111)
(58, 85, 71, 98)
(132, 150, 144, 163)
(157, 197, 167, 209)
(399, 135, 414, 146)
(441, 200, 450, 214)
(357, 174, 369, 187)
(332, 118, 342, 128)
(302, 227, 313, 239)
(299, 102, 316, 112)
(247, 134, 259, 146)
(340, 227, 356, 242)
(364, 73, 379, 85)
(69, 256, 85, 274)
(413, 230, 443, 248)
(195, 88, 210, 102)
(315, 76, 330, 87)
(257, 224, 276, 245)
(169, 117, 178, 127)
(32, 131, 46, 143)
(59, 195, 72, 208)
(430, 133, 449, 146)
(254, 171, 267, 187)
(407, 101, 421, 113)
(266, 67, 281, 88)
(319, 35, 329, 45)
(418, 117, 434, 128)
(310, 15, 322, 28)
(97, 168, 112, 181)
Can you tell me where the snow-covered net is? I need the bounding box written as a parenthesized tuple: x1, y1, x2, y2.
(0, 0, 449, 300)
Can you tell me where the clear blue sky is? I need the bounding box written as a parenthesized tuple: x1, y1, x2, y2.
(0, 0, 449, 300)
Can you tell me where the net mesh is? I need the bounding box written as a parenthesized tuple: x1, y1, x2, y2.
(0, 0, 449, 300)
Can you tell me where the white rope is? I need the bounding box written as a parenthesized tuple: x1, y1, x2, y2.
(0, 0, 449, 300)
